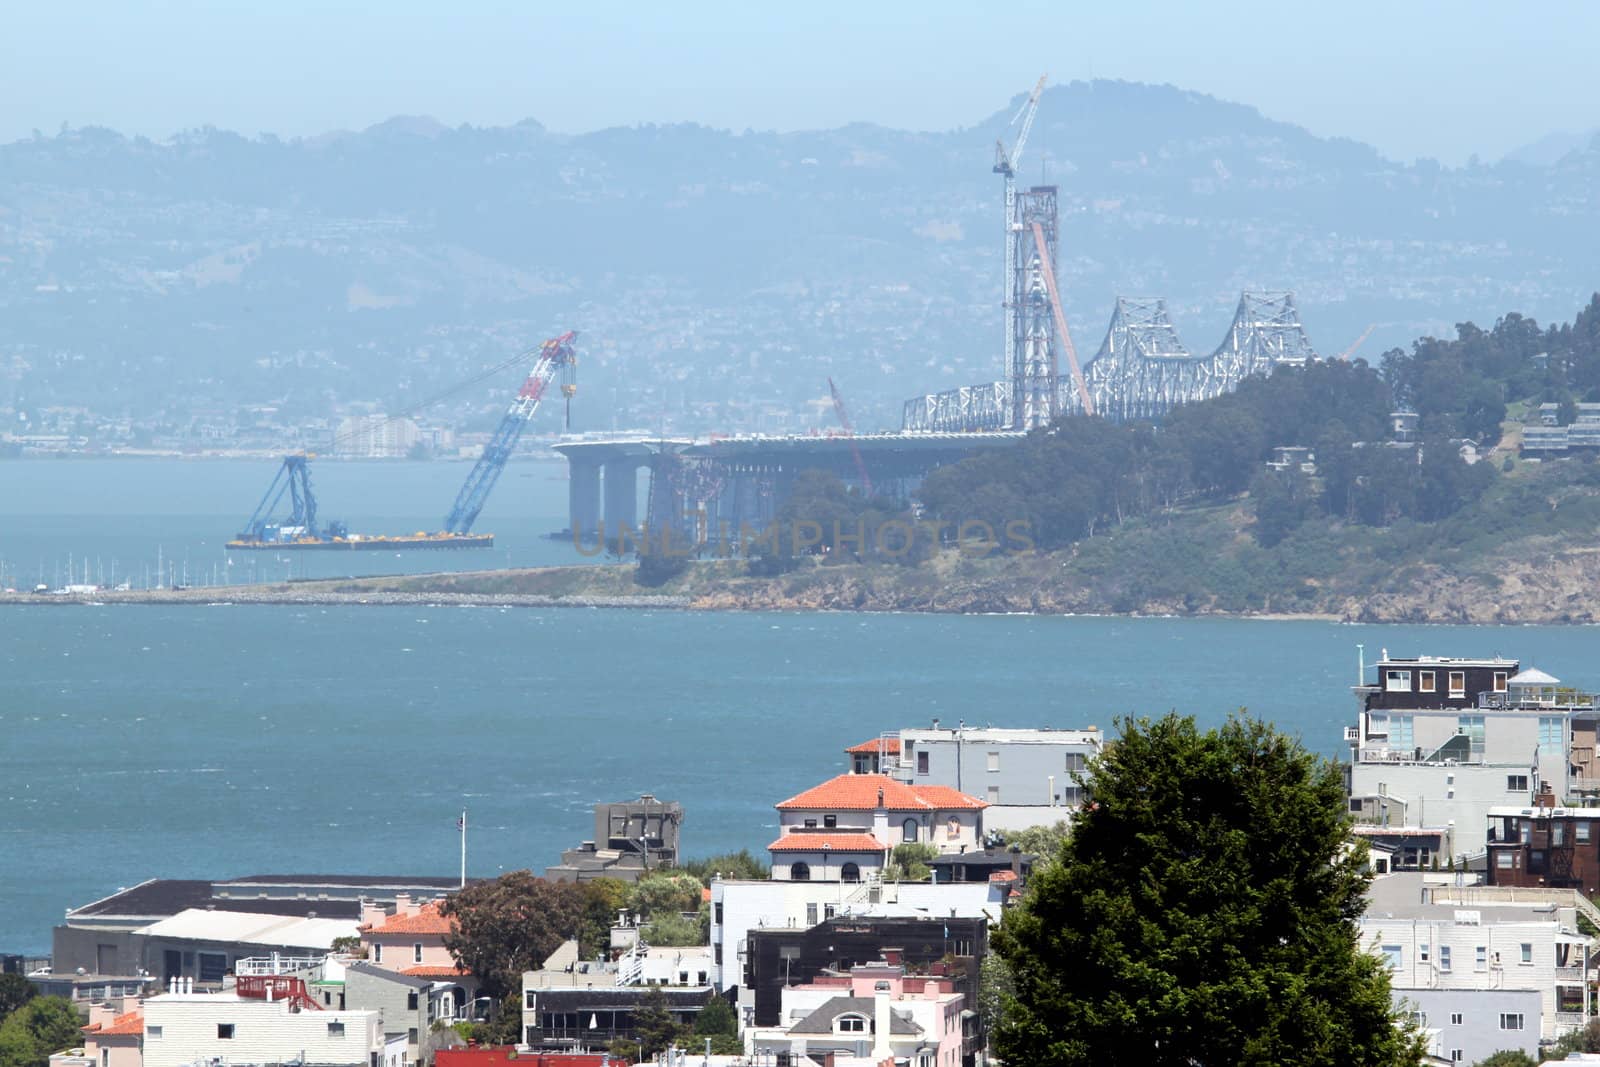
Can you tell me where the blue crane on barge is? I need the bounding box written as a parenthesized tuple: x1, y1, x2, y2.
(230, 330, 578, 550)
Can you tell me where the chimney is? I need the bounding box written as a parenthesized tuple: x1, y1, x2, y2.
(394, 893, 413, 916)
(872, 988, 893, 1061)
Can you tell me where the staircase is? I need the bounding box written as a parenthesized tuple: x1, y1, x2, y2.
(617, 938, 649, 986)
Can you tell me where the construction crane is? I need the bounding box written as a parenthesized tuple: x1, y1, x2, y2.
(236, 453, 345, 543)
(827, 377, 873, 498)
(1338, 324, 1377, 361)
(995, 74, 1047, 384)
(441, 330, 578, 535)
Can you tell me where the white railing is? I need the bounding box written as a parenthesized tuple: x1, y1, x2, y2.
(1427, 886, 1600, 932)
(617, 938, 648, 986)
(234, 955, 326, 976)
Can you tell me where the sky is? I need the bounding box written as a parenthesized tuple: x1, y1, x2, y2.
(6, 0, 1598, 165)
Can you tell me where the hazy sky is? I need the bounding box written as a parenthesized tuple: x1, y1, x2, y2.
(7, 1, 1597, 164)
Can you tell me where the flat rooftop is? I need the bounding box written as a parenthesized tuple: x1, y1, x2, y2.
(1364, 873, 1564, 923)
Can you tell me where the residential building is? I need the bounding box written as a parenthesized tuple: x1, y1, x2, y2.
(852, 725, 1104, 832)
(52, 875, 461, 978)
(1396, 988, 1543, 1066)
(1345, 655, 1596, 859)
(343, 961, 464, 1067)
(141, 985, 384, 1067)
(708, 878, 1004, 1016)
(743, 960, 967, 1067)
(360, 897, 457, 975)
(334, 415, 420, 458)
(743, 917, 987, 1034)
(768, 775, 986, 881)
(136, 909, 360, 986)
(520, 985, 717, 1051)
(77, 1000, 145, 1067)
(524, 939, 714, 993)
(544, 796, 683, 884)
(1485, 800, 1600, 895)
(1360, 873, 1590, 1052)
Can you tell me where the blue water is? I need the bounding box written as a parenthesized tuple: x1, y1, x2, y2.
(4, 588, 1600, 954)
(0, 457, 604, 588)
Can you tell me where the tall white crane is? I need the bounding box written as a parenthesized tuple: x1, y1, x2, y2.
(995, 74, 1047, 384)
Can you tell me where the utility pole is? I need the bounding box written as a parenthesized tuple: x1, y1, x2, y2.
(458, 810, 467, 889)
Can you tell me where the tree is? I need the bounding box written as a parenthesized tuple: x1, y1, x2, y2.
(634, 987, 680, 1058)
(679, 850, 769, 884)
(975, 950, 1015, 1039)
(997, 821, 1070, 862)
(886, 842, 939, 881)
(1470, 1051, 1536, 1067)
(440, 871, 589, 999)
(993, 713, 1424, 1067)
(0, 997, 83, 1067)
(641, 910, 703, 947)
(628, 872, 705, 919)
(1544, 1018, 1600, 1059)
(0, 976, 34, 1024)
(578, 878, 632, 960)
(693, 995, 742, 1054)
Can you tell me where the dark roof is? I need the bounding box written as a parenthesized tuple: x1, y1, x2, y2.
(344, 962, 434, 989)
(790, 997, 921, 1036)
(223, 875, 467, 887)
(67, 879, 358, 920)
(928, 850, 1031, 870)
(531, 988, 713, 1009)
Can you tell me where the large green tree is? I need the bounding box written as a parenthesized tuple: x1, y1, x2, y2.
(993, 713, 1423, 1067)
(0, 976, 35, 1024)
(440, 871, 590, 999)
(0, 996, 82, 1067)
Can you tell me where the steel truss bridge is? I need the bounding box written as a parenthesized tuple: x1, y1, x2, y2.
(902, 290, 1318, 432)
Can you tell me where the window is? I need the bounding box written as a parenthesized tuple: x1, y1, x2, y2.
(1496, 852, 1514, 868)
(1387, 715, 1414, 750)
(1579, 822, 1591, 844)
(791, 863, 811, 882)
(407, 1029, 418, 1045)
(1419, 671, 1436, 693)
(198, 952, 228, 982)
(1555, 823, 1566, 846)
(841, 862, 860, 883)
(1475, 946, 1487, 971)
(1507, 774, 1529, 792)
(1380, 945, 1402, 970)
(916, 752, 929, 775)
(1065, 752, 1086, 773)
(823, 814, 837, 829)
(409, 992, 420, 1010)
(412, 944, 423, 964)
(1494, 671, 1508, 693)
(986, 751, 1000, 772)
(217, 1025, 235, 1040)
(373, 944, 383, 963)
(1520, 943, 1533, 964)
(902, 818, 919, 843)
(1540, 716, 1563, 750)
(697, 971, 707, 985)
(987, 785, 1000, 804)
(1457, 716, 1486, 757)
(803, 818, 817, 829)
(146, 1027, 162, 1039)
(805, 903, 818, 924)
(1349, 798, 1364, 813)
(714, 902, 724, 924)
(837, 1015, 867, 1033)
(823, 904, 836, 920)
(1499, 1013, 1524, 1031)
(1450, 1013, 1462, 1025)
(1439, 946, 1452, 971)
(328, 1022, 346, 1037)
(522, 991, 534, 1010)
(1449, 671, 1466, 697)
(1420, 942, 1430, 962)
(1386, 669, 1411, 692)
(1451, 1051, 1463, 1063)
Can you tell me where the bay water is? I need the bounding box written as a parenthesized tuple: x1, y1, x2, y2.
(2, 459, 1597, 955)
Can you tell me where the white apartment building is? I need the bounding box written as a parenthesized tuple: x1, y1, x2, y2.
(849, 725, 1103, 833)
(1346, 656, 1596, 859)
(1361, 874, 1590, 1055)
(142, 988, 383, 1067)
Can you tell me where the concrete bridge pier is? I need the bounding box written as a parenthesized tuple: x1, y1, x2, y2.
(568, 458, 601, 539)
(602, 460, 639, 532)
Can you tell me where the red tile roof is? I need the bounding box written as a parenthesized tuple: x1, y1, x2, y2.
(366, 899, 454, 935)
(402, 964, 472, 977)
(84, 1011, 143, 1037)
(988, 870, 1019, 883)
(776, 774, 986, 812)
(845, 737, 901, 755)
(767, 832, 889, 853)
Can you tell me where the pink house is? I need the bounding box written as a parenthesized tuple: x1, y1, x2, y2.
(80, 1001, 144, 1067)
(359, 895, 469, 978)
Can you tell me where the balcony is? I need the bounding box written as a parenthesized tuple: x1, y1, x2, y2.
(1344, 726, 1360, 743)
(1478, 688, 1596, 711)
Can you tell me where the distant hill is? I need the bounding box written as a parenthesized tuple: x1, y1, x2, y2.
(1, 80, 1597, 432)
